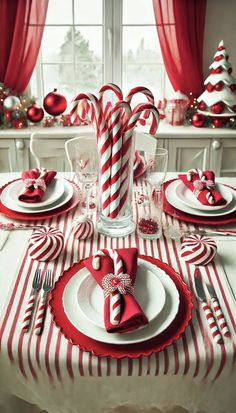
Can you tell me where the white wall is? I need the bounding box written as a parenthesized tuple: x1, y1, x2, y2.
(204, 0, 236, 76)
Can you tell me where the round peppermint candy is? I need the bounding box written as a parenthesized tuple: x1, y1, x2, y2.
(72, 215, 94, 240)
(28, 226, 64, 262)
(180, 234, 217, 266)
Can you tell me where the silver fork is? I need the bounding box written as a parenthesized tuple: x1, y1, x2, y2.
(34, 270, 53, 335)
(22, 269, 42, 333)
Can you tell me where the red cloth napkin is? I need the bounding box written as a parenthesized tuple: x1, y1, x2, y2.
(178, 170, 226, 206)
(84, 248, 148, 333)
(18, 168, 57, 203)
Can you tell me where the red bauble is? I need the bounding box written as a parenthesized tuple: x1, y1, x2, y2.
(192, 113, 206, 128)
(4, 109, 12, 120)
(198, 101, 206, 111)
(43, 89, 67, 116)
(206, 83, 214, 92)
(231, 105, 236, 113)
(213, 118, 224, 128)
(230, 84, 236, 92)
(215, 67, 223, 74)
(214, 54, 223, 62)
(27, 105, 44, 123)
(11, 119, 25, 129)
(211, 102, 224, 114)
(218, 45, 225, 51)
(215, 81, 224, 91)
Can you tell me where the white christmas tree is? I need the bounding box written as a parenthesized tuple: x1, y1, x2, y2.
(197, 40, 236, 117)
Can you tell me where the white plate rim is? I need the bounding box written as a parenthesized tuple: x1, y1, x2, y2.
(62, 258, 180, 345)
(175, 180, 233, 211)
(1, 178, 74, 214)
(8, 178, 65, 208)
(77, 265, 166, 328)
(166, 180, 236, 217)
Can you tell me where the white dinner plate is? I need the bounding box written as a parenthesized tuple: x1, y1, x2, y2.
(166, 180, 236, 217)
(9, 178, 65, 208)
(77, 264, 166, 329)
(1, 179, 74, 214)
(62, 258, 180, 345)
(175, 180, 233, 211)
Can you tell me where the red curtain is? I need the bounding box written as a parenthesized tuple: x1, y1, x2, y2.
(152, 0, 206, 96)
(0, 0, 48, 94)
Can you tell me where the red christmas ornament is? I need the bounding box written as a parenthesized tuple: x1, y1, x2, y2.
(4, 109, 12, 120)
(192, 113, 206, 128)
(11, 119, 25, 129)
(231, 105, 236, 113)
(215, 81, 224, 91)
(43, 89, 67, 116)
(215, 67, 223, 74)
(230, 84, 236, 92)
(214, 54, 223, 62)
(213, 118, 224, 128)
(27, 104, 44, 123)
(218, 45, 225, 51)
(211, 102, 224, 114)
(198, 101, 206, 111)
(206, 83, 214, 92)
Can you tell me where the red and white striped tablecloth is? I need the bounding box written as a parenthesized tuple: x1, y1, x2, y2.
(0, 180, 235, 387)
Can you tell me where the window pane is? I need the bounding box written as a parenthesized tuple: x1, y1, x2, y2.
(123, 27, 162, 63)
(46, 0, 73, 24)
(41, 27, 73, 63)
(42, 64, 75, 103)
(74, 0, 103, 24)
(122, 64, 164, 101)
(123, 0, 155, 24)
(74, 27, 103, 61)
(75, 64, 103, 93)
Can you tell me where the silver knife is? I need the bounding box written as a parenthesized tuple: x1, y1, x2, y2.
(204, 282, 230, 337)
(193, 268, 222, 344)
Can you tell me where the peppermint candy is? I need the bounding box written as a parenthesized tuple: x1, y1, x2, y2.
(181, 234, 217, 266)
(72, 215, 94, 240)
(28, 227, 64, 262)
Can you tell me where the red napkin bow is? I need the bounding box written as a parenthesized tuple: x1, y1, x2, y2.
(178, 169, 226, 206)
(84, 248, 148, 333)
(18, 168, 57, 203)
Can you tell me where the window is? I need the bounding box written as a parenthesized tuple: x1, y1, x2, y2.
(30, 0, 173, 106)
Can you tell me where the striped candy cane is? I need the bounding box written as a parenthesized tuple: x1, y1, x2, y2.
(187, 169, 215, 205)
(70, 93, 100, 135)
(93, 249, 123, 325)
(201, 302, 223, 344)
(211, 298, 230, 337)
(119, 103, 160, 213)
(109, 101, 131, 218)
(125, 86, 155, 119)
(98, 83, 123, 112)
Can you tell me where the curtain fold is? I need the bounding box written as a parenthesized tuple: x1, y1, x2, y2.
(0, 0, 48, 93)
(152, 0, 206, 96)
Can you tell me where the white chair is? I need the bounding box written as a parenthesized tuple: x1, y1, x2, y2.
(134, 131, 159, 155)
(65, 134, 97, 171)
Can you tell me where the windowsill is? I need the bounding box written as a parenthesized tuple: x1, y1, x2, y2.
(0, 120, 236, 139)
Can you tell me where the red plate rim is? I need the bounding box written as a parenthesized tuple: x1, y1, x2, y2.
(0, 178, 80, 221)
(49, 254, 193, 358)
(163, 179, 236, 226)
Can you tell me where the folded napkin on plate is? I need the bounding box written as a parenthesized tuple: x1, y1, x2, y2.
(133, 151, 146, 180)
(84, 248, 148, 333)
(18, 168, 57, 203)
(178, 169, 226, 206)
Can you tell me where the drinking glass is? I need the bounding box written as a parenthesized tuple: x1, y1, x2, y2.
(74, 144, 98, 215)
(138, 148, 168, 239)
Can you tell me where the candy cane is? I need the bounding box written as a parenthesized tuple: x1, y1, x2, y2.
(125, 86, 155, 119)
(187, 169, 215, 205)
(70, 92, 100, 135)
(109, 100, 132, 218)
(92, 249, 123, 325)
(119, 103, 160, 213)
(98, 83, 123, 112)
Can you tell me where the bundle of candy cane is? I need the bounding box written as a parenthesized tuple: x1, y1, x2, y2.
(70, 83, 160, 218)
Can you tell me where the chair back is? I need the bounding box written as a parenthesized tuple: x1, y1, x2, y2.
(65, 134, 97, 171)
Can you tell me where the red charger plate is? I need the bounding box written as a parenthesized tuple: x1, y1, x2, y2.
(163, 179, 236, 226)
(49, 255, 193, 358)
(0, 179, 80, 221)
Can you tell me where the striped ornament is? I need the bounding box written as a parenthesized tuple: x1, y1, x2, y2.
(181, 234, 217, 266)
(72, 216, 94, 240)
(28, 227, 64, 262)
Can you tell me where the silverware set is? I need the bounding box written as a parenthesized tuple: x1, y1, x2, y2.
(193, 267, 230, 344)
(22, 269, 53, 335)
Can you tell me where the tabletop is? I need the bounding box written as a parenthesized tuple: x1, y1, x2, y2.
(0, 172, 235, 413)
